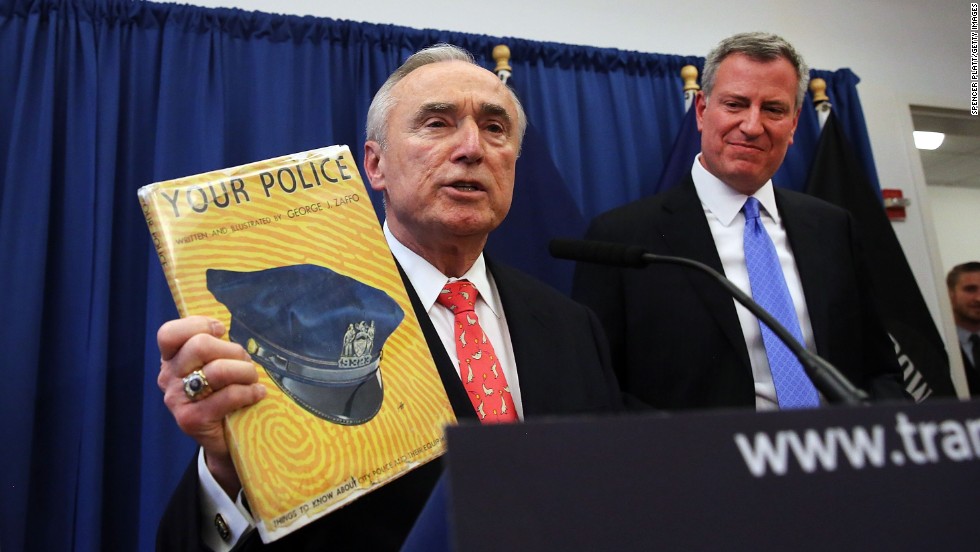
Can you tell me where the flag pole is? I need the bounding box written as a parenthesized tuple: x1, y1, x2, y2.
(681, 65, 699, 112)
(493, 44, 512, 84)
(810, 77, 832, 129)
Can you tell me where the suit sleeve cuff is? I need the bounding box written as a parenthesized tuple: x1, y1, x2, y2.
(197, 448, 255, 551)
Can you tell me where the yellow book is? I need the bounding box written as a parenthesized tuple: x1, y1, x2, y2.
(138, 145, 455, 542)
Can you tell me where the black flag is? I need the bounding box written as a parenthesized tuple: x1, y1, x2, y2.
(805, 111, 955, 400)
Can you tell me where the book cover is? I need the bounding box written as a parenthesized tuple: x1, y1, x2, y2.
(138, 145, 455, 542)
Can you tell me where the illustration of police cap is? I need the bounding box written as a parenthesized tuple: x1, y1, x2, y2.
(206, 264, 404, 425)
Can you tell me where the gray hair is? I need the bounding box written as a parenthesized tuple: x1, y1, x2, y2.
(701, 32, 810, 109)
(365, 43, 527, 149)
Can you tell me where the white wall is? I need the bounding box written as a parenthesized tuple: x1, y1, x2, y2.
(178, 0, 975, 373)
(930, 186, 980, 270)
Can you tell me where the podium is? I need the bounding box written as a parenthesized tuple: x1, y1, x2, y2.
(444, 400, 980, 551)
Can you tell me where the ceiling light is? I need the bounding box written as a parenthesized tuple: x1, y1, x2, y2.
(913, 131, 945, 150)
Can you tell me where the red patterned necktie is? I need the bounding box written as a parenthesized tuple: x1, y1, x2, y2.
(436, 280, 517, 423)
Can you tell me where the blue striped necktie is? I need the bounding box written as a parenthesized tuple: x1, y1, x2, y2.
(742, 197, 819, 409)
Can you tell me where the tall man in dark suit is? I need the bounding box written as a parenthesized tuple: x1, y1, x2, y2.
(155, 44, 622, 551)
(572, 32, 906, 411)
(947, 262, 980, 396)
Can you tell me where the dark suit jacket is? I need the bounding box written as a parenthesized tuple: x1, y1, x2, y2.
(572, 175, 906, 411)
(157, 259, 622, 551)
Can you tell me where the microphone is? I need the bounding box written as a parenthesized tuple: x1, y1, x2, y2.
(550, 238, 870, 406)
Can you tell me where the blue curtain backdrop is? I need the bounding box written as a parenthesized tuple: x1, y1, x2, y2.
(0, 1, 881, 550)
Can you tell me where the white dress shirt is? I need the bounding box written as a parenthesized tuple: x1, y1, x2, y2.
(383, 222, 525, 420)
(691, 156, 817, 410)
(197, 222, 524, 549)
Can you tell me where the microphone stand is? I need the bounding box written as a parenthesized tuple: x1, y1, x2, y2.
(638, 252, 869, 406)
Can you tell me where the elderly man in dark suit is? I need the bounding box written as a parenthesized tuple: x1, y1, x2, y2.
(155, 44, 622, 551)
(572, 32, 906, 411)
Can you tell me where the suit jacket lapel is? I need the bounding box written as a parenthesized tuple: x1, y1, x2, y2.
(395, 263, 478, 421)
(657, 176, 752, 368)
(484, 259, 550, 418)
(775, 189, 831, 357)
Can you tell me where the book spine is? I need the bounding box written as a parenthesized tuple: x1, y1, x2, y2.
(138, 187, 189, 317)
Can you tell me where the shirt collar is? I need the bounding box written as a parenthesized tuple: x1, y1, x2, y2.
(691, 154, 781, 225)
(956, 324, 978, 348)
(383, 221, 501, 318)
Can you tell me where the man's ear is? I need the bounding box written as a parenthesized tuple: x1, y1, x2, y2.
(787, 107, 802, 146)
(694, 91, 707, 132)
(363, 140, 385, 192)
